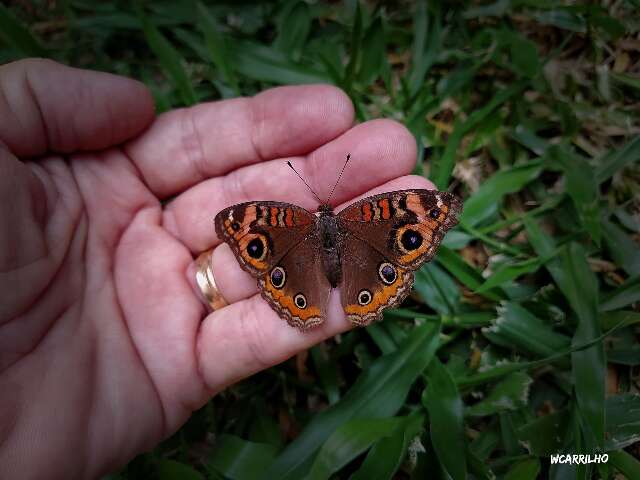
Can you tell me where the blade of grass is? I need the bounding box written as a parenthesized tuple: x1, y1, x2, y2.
(460, 160, 543, 227)
(601, 217, 640, 276)
(139, 10, 197, 106)
(609, 450, 640, 478)
(197, 2, 239, 94)
(503, 458, 540, 480)
(343, 1, 363, 92)
(414, 263, 460, 315)
(465, 372, 532, 417)
(274, 1, 311, 61)
(209, 435, 278, 480)
(475, 258, 544, 294)
(230, 40, 330, 84)
(482, 302, 571, 360)
(533, 9, 587, 32)
(158, 459, 204, 480)
(310, 344, 340, 405)
(551, 146, 601, 246)
(600, 275, 640, 312)
(358, 15, 386, 86)
(349, 414, 424, 480)
(600, 310, 640, 330)
(0, 5, 46, 56)
(604, 394, 640, 450)
(423, 357, 467, 480)
(437, 246, 506, 301)
(595, 132, 640, 184)
(517, 410, 570, 456)
(408, 0, 441, 98)
(562, 243, 605, 447)
(304, 417, 404, 480)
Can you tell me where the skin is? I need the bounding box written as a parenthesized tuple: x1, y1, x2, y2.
(0, 59, 434, 479)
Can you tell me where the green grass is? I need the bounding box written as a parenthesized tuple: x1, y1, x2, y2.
(3, 1, 640, 479)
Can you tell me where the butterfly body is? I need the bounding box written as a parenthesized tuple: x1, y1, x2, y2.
(316, 204, 344, 288)
(215, 189, 461, 330)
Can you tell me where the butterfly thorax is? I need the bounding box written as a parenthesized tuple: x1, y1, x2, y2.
(317, 204, 343, 288)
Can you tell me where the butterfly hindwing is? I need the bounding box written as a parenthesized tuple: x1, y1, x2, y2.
(339, 237, 414, 326)
(258, 234, 331, 329)
(214, 201, 315, 276)
(338, 189, 462, 270)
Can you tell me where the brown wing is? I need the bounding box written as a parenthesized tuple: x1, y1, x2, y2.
(337, 189, 462, 270)
(214, 201, 315, 276)
(258, 232, 331, 330)
(340, 237, 414, 326)
(215, 201, 330, 329)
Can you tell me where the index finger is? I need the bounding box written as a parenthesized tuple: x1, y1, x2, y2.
(125, 85, 354, 198)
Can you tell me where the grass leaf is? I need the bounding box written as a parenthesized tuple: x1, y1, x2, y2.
(552, 146, 601, 245)
(602, 217, 640, 276)
(503, 458, 541, 480)
(349, 414, 424, 480)
(209, 435, 278, 480)
(139, 11, 197, 106)
(482, 302, 571, 359)
(304, 417, 404, 480)
(157, 459, 204, 480)
(604, 393, 640, 450)
(475, 258, 543, 294)
(197, 2, 239, 94)
(595, 135, 640, 183)
(600, 275, 640, 312)
(423, 357, 467, 480)
(562, 243, 605, 446)
(414, 263, 460, 315)
(466, 371, 532, 417)
(609, 449, 640, 479)
(461, 161, 543, 227)
(274, 1, 311, 61)
(0, 5, 45, 56)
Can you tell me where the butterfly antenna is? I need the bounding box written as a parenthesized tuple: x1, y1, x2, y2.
(326, 153, 350, 204)
(286, 161, 323, 204)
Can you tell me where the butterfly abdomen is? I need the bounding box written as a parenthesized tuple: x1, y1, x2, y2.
(318, 210, 343, 288)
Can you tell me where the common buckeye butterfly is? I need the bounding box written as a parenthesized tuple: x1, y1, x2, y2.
(214, 156, 462, 330)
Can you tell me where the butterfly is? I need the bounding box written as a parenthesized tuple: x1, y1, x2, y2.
(214, 157, 462, 330)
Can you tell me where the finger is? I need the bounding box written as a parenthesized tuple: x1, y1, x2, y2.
(125, 84, 354, 198)
(197, 290, 349, 393)
(197, 174, 435, 306)
(0, 59, 154, 157)
(164, 119, 417, 253)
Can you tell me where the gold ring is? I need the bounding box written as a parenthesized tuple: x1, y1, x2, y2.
(195, 249, 228, 311)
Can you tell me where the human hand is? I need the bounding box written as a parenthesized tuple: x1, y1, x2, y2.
(0, 59, 434, 479)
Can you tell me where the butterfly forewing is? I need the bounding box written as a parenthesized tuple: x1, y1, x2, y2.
(337, 189, 462, 270)
(214, 201, 315, 276)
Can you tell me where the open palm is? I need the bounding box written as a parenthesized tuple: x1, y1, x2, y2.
(0, 59, 433, 479)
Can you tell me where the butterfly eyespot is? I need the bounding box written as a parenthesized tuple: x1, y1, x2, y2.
(429, 207, 441, 219)
(231, 221, 241, 231)
(270, 266, 286, 289)
(378, 262, 397, 285)
(247, 237, 265, 259)
(294, 293, 307, 309)
(400, 229, 423, 251)
(358, 289, 372, 306)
